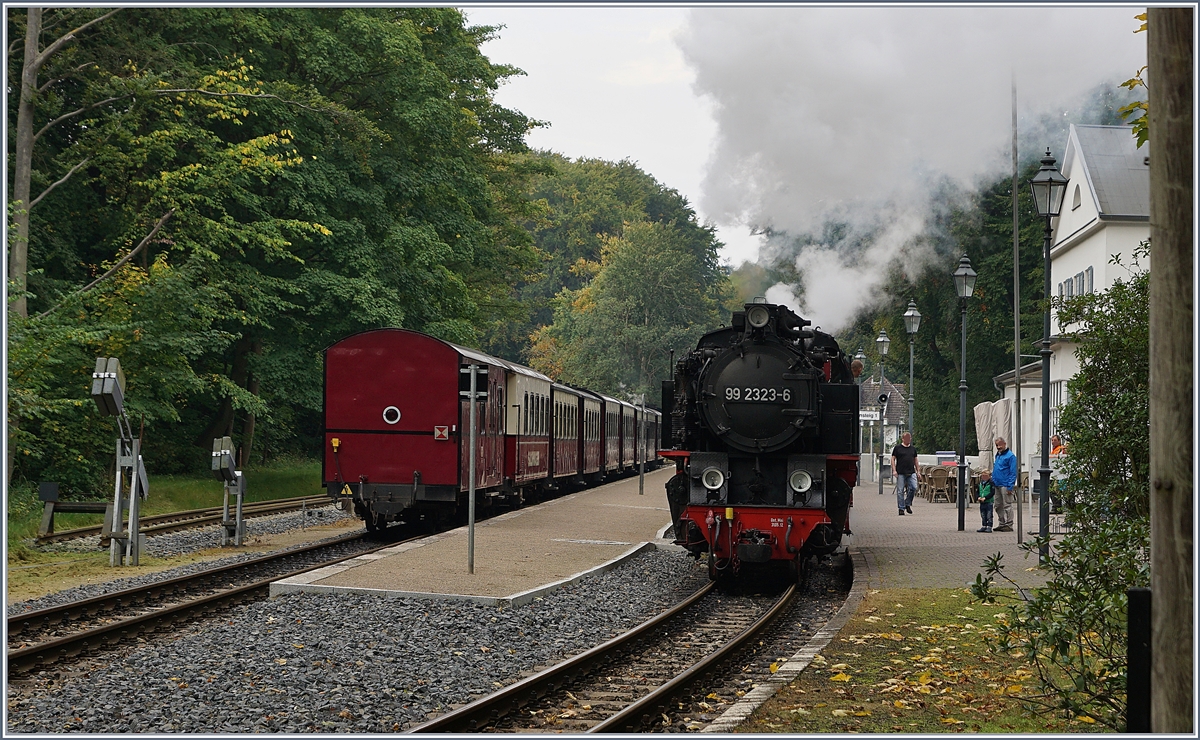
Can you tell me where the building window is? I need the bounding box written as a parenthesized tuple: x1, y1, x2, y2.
(1075, 272, 1085, 296)
(1071, 183, 1081, 210)
(1086, 265, 1094, 293)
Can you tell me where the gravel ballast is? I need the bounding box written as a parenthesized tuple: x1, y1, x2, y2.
(10, 507, 354, 616)
(7, 549, 711, 733)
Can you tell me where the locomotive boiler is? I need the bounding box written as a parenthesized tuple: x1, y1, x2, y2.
(661, 301, 859, 584)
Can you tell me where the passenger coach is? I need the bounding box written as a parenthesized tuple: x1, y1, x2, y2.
(323, 329, 661, 531)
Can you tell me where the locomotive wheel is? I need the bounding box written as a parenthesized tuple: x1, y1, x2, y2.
(792, 554, 815, 591)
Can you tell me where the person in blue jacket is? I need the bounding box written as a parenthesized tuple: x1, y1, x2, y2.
(990, 436, 1017, 532)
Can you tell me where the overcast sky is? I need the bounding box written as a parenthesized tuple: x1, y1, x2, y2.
(464, 5, 1146, 328)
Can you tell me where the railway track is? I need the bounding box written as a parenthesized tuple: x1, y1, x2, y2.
(7, 529, 406, 675)
(36, 494, 332, 545)
(408, 580, 798, 733)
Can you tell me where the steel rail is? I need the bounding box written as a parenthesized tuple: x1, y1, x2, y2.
(406, 582, 716, 733)
(588, 582, 797, 733)
(36, 494, 332, 545)
(7, 531, 391, 673)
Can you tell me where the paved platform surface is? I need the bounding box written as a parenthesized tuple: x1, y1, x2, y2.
(271, 467, 678, 606)
(848, 480, 1049, 591)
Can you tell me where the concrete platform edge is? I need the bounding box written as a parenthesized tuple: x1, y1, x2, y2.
(269, 540, 661, 607)
(702, 547, 869, 733)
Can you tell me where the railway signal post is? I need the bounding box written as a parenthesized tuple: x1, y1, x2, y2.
(212, 436, 246, 546)
(92, 357, 149, 567)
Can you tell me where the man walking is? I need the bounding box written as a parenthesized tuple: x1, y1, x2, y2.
(991, 436, 1017, 532)
(891, 432, 920, 515)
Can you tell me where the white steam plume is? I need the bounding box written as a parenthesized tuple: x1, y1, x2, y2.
(678, 6, 1146, 330)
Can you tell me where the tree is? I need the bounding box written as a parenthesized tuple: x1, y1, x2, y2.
(972, 257, 1151, 728)
(8, 8, 543, 492)
(1146, 6, 1193, 732)
(531, 219, 729, 400)
(489, 152, 727, 364)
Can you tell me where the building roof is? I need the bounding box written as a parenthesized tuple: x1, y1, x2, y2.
(1064, 124, 1149, 220)
(993, 361, 1042, 387)
(859, 378, 908, 427)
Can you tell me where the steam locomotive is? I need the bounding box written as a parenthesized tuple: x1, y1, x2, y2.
(661, 301, 859, 585)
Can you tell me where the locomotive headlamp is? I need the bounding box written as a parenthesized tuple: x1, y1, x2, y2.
(701, 467, 725, 491)
(746, 305, 771, 329)
(789, 469, 813, 493)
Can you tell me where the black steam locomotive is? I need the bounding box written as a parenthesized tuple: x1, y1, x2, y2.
(661, 301, 859, 585)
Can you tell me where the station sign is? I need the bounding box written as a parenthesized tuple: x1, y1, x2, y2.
(860, 408, 881, 422)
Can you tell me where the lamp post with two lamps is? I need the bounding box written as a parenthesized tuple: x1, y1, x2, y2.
(876, 329, 890, 497)
(953, 256, 977, 532)
(903, 301, 922, 435)
(1029, 149, 1068, 562)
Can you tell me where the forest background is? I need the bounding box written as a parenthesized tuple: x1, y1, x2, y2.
(6, 7, 1142, 507)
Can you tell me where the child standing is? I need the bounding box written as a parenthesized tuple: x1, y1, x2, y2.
(976, 471, 994, 533)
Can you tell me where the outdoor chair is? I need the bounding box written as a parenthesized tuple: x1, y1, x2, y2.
(928, 467, 952, 503)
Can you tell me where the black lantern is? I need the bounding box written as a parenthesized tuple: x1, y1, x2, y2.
(953, 255, 977, 300)
(903, 301, 922, 335)
(1029, 149, 1069, 218)
(875, 329, 890, 359)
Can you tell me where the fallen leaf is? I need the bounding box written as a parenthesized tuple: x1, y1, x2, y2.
(769, 662, 780, 673)
(830, 673, 851, 682)
(1077, 716, 1097, 724)
(831, 663, 851, 670)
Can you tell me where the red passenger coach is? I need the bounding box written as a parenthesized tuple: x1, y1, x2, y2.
(324, 328, 665, 532)
(324, 330, 509, 530)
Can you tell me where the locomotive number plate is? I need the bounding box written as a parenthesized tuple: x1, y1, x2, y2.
(724, 386, 792, 402)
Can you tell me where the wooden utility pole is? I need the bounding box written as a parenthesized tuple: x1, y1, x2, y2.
(1147, 7, 1193, 734)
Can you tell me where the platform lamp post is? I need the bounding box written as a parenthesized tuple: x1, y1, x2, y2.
(875, 329, 890, 496)
(1029, 149, 1068, 563)
(854, 348, 868, 479)
(902, 301, 922, 435)
(953, 256, 977, 532)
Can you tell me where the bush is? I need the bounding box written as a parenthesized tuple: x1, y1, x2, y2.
(970, 243, 1149, 729)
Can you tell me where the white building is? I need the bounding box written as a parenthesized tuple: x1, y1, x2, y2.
(995, 124, 1149, 478)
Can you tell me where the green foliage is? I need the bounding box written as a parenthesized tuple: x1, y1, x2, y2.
(972, 502, 1149, 729)
(531, 218, 730, 401)
(489, 152, 726, 363)
(970, 250, 1151, 729)
(9, 7, 541, 490)
(1118, 14, 1149, 149)
(1118, 66, 1149, 149)
(1055, 244, 1151, 518)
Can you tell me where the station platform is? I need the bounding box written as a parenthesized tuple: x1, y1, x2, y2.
(270, 467, 679, 606)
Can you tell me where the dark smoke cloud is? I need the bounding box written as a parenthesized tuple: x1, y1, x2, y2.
(679, 6, 1146, 329)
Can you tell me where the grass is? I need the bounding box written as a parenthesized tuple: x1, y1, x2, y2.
(6, 458, 345, 603)
(7, 459, 323, 546)
(736, 588, 1110, 734)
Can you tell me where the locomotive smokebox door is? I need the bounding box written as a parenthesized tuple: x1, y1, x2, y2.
(689, 452, 728, 504)
(699, 342, 818, 453)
